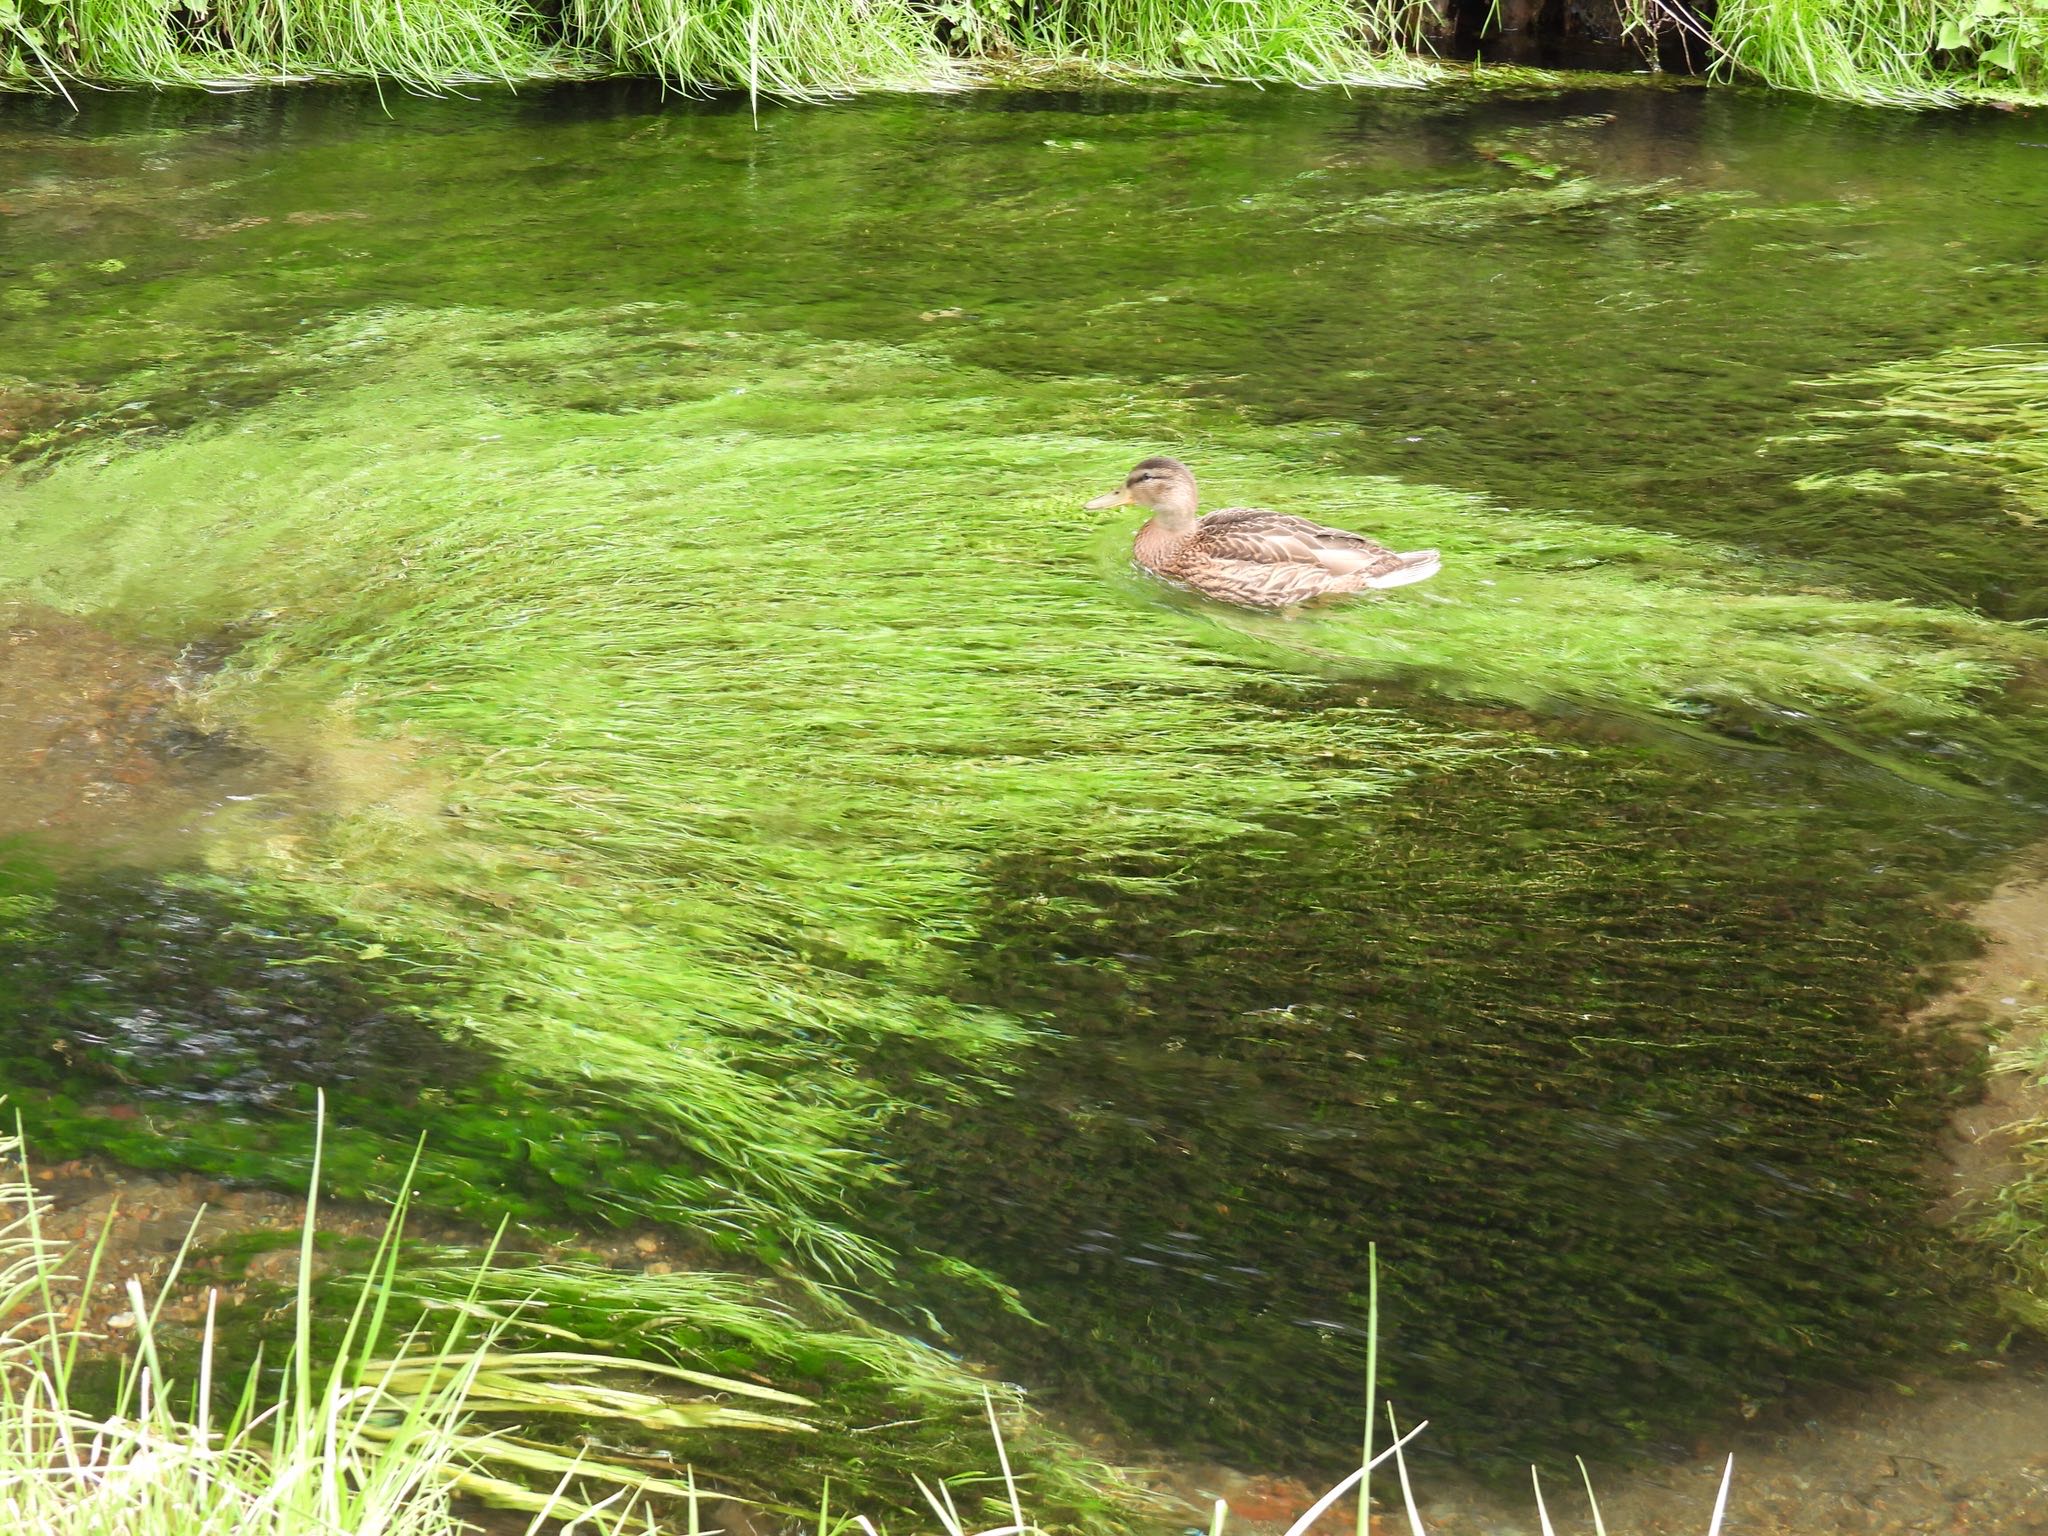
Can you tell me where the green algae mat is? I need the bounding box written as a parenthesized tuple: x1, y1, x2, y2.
(3, 80, 2048, 1505)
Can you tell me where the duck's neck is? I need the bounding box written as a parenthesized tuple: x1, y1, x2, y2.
(1135, 507, 1200, 564)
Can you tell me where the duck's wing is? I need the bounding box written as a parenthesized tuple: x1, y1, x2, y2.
(1179, 556, 1370, 610)
(1196, 508, 1411, 577)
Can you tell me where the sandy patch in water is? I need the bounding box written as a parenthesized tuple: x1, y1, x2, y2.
(1929, 846, 2048, 1222)
(1147, 1352, 2048, 1534)
(0, 605, 270, 855)
(0, 602, 442, 861)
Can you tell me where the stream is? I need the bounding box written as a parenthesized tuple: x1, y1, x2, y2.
(3, 77, 2047, 1488)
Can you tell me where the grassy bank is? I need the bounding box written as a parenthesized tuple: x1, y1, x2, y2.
(0, 0, 2043, 103)
(1706, 0, 2048, 105)
(0, 0, 1430, 95)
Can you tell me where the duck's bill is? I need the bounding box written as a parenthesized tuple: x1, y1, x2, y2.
(1085, 488, 1133, 509)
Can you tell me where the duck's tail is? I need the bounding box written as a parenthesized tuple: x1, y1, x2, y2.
(1361, 550, 1441, 590)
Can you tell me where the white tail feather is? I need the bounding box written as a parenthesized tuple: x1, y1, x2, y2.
(1362, 551, 1440, 590)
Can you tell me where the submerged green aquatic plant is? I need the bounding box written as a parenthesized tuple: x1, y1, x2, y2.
(2, 304, 2043, 1471)
(0, 305, 2037, 1256)
(1970, 1008, 2048, 1331)
(1305, 173, 1739, 232)
(1775, 343, 2048, 625)
(1841, 345, 2048, 530)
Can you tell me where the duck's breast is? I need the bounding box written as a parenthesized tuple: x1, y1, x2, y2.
(1132, 517, 1187, 573)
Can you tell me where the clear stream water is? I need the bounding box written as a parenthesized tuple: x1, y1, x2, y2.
(2, 79, 2047, 1482)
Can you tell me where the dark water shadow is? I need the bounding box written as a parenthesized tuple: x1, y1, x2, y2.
(0, 845, 742, 1232)
(879, 702, 2014, 1472)
(0, 851, 482, 1113)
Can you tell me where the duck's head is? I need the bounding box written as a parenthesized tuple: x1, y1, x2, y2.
(1086, 457, 1200, 519)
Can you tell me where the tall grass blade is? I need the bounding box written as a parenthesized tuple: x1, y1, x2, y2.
(1706, 1455, 1735, 1536)
(1530, 1467, 1555, 1536)
(1358, 1241, 1379, 1536)
(1575, 1456, 1608, 1536)
(1281, 1420, 1429, 1536)
(1385, 1405, 1426, 1536)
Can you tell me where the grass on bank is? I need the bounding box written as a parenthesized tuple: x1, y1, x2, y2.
(1, 0, 554, 92)
(983, 0, 1433, 82)
(557, 0, 939, 98)
(0, 1103, 797, 1534)
(1712, 0, 2048, 104)
(1625, 0, 2048, 105)
(4, 0, 2046, 101)
(0, 0, 1429, 95)
(0, 1098, 1153, 1533)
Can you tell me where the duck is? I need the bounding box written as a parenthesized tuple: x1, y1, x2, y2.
(1085, 457, 1440, 610)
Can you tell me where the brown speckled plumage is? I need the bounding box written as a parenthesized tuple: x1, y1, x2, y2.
(1086, 457, 1440, 610)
